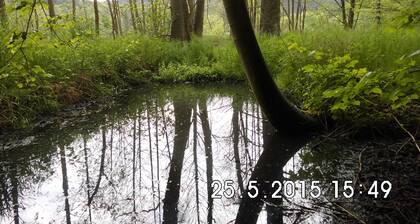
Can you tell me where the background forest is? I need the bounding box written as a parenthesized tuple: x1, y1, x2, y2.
(0, 0, 419, 129)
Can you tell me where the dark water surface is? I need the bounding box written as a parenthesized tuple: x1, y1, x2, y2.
(0, 84, 418, 224)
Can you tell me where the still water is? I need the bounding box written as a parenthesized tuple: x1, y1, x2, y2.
(0, 84, 418, 224)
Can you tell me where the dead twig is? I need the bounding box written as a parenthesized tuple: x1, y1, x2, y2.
(392, 115, 420, 153)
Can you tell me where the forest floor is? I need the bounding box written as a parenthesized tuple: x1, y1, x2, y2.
(0, 27, 419, 131)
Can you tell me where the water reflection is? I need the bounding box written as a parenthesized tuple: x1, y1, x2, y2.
(0, 84, 417, 223)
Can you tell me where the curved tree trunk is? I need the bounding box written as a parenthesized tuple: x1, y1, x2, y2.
(222, 0, 320, 132)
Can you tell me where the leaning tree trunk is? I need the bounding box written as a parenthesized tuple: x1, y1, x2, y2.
(260, 0, 280, 34)
(222, 0, 319, 132)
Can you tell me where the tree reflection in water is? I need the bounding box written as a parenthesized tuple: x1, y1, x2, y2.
(0, 85, 417, 224)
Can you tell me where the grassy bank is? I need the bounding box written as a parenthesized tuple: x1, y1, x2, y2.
(0, 26, 419, 129)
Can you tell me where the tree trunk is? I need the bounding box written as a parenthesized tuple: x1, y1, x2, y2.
(115, 0, 123, 34)
(170, 0, 189, 40)
(375, 0, 381, 26)
(129, 0, 138, 31)
(194, 0, 205, 36)
(340, 0, 347, 28)
(146, 103, 157, 223)
(72, 0, 76, 20)
(192, 104, 201, 223)
(59, 146, 72, 224)
(260, 0, 280, 34)
(133, 0, 140, 31)
(186, 0, 194, 35)
(232, 97, 245, 195)
(132, 119, 137, 213)
(106, 0, 117, 37)
(301, 0, 307, 30)
(291, 0, 295, 30)
(47, 0, 56, 18)
(222, 0, 319, 132)
(162, 99, 192, 224)
(93, 0, 100, 35)
(198, 98, 213, 224)
(10, 164, 19, 224)
(235, 121, 309, 224)
(111, 0, 119, 35)
(87, 128, 107, 205)
(154, 103, 162, 224)
(347, 0, 355, 28)
(0, 0, 6, 26)
(141, 0, 146, 32)
(295, 0, 301, 30)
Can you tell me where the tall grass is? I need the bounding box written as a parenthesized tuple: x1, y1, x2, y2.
(0, 25, 419, 128)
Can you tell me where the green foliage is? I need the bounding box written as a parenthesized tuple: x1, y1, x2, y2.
(281, 43, 419, 125)
(1, 25, 419, 128)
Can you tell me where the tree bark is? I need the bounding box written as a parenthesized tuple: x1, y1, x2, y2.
(47, 0, 56, 18)
(141, 0, 146, 31)
(72, 0, 76, 20)
(106, 0, 117, 37)
(170, 0, 189, 40)
(0, 0, 6, 26)
(260, 0, 280, 34)
(222, 0, 319, 132)
(340, 0, 347, 28)
(129, 0, 138, 31)
(347, 0, 355, 28)
(133, 0, 140, 31)
(194, 0, 205, 36)
(93, 0, 100, 35)
(375, 0, 381, 25)
(115, 0, 123, 34)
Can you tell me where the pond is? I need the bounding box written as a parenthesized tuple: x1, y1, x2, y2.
(0, 84, 418, 224)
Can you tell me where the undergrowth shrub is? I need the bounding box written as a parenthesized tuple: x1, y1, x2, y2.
(1, 26, 419, 128)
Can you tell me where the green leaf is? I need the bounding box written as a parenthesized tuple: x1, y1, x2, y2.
(352, 100, 361, 106)
(323, 87, 344, 98)
(16, 83, 23, 88)
(331, 102, 348, 111)
(370, 87, 383, 95)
